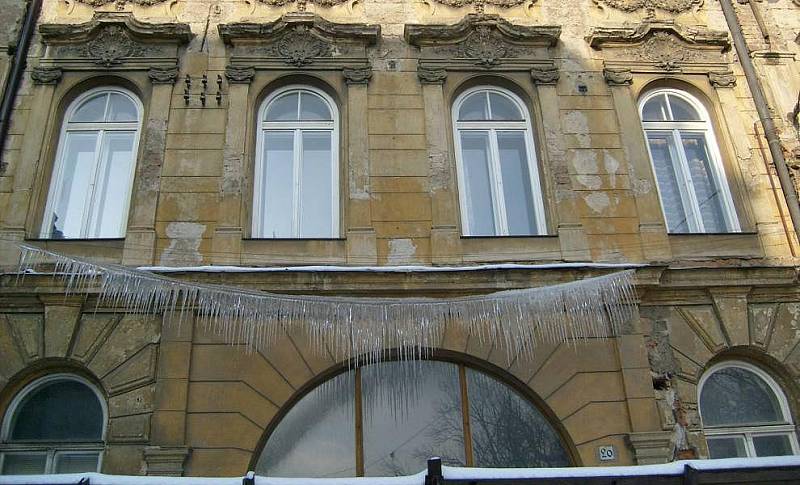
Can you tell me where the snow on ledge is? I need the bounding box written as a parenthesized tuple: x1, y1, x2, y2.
(1, 457, 799, 485)
(135, 262, 645, 274)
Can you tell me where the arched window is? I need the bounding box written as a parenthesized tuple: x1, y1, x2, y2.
(452, 87, 546, 236)
(253, 86, 339, 238)
(639, 89, 739, 234)
(42, 88, 142, 239)
(255, 360, 570, 477)
(0, 375, 106, 475)
(698, 362, 798, 458)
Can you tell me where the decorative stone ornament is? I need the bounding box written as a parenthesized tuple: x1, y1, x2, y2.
(342, 66, 372, 84)
(417, 66, 448, 84)
(224, 65, 256, 84)
(38, 13, 191, 72)
(219, 13, 379, 77)
(588, 21, 731, 75)
(31, 66, 63, 85)
(593, 0, 702, 14)
(256, 0, 348, 8)
(73, 0, 168, 6)
(708, 70, 736, 88)
(530, 65, 559, 84)
(406, 14, 560, 75)
(147, 66, 179, 84)
(603, 67, 633, 85)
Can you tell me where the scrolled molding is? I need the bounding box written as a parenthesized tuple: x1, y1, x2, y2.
(73, 0, 168, 5)
(40, 12, 192, 45)
(603, 67, 633, 85)
(417, 65, 448, 84)
(530, 65, 559, 85)
(148, 66, 179, 84)
(224, 65, 256, 84)
(592, 0, 702, 14)
(708, 70, 736, 88)
(31, 66, 63, 85)
(342, 66, 372, 84)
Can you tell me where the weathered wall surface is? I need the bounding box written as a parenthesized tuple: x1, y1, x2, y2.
(0, 0, 799, 478)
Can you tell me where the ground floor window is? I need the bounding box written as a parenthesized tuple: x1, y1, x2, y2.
(256, 360, 571, 477)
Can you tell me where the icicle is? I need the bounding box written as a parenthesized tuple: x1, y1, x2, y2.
(14, 243, 637, 371)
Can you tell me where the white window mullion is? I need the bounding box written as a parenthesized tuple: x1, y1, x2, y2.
(292, 129, 302, 237)
(80, 129, 106, 238)
(487, 129, 508, 235)
(671, 129, 704, 232)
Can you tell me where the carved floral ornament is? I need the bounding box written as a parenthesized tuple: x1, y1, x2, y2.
(593, 0, 702, 14)
(269, 25, 333, 66)
(65, 25, 147, 67)
(72, 0, 168, 6)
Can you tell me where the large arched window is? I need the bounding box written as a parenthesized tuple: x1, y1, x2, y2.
(0, 375, 106, 474)
(255, 360, 570, 478)
(639, 89, 739, 234)
(452, 87, 546, 236)
(42, 88, 142, 239)
(253, 86, 339, 238)
(699, 362, 798, 458)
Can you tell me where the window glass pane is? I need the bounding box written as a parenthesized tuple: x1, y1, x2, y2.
(300, 131, 333, 237)
(1, 454, 47, 475)
(299, 92, 331, 121)
(90, 132, 135, 238)
(680, 132, 727, 233)
(707, 436, 748, 459)
(362, 362, 465, 476)
(265, 93, 299, 121)
(700, 367, 784, 427)
(50, 132, 100, 239)
(641, 94, 669, 122)
(753, 434, 794, 457)
(488, 93, 522, 121)
(71, 94, 107, 123)
(106, 93, 138, 122)
(466, 369, 570, 467)
(54, 453, 100, 473)
(459, 131, 496, 235)
(497, 131, 537, 235)
(11, 380, 103, 441)
(646, 131, 690, 233)
(256, 372, 355, 477)
(459, 93, 489, 121)
(260, 131, 295, 238)
(668, 94, 701, 121)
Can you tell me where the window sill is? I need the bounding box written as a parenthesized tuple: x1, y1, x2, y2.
(24, 238, 125, 264)
(668, 231, 763, 259)
(241, 238, 347, 266)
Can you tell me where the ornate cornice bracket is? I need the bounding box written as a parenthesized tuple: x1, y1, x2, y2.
(417, 65, 448, 84)
(603, 67, 633, 85)
(708, 70, 736, 88)
(31, 66, 63, 85)
(592, 0, 702, 14)
(224, 65, 256, 84)
(587, 21, 729, 51)
(530, 65, 559, 85)
(342, 66, 372, 85)
(148, 66, 179, 84)
(40, 12, 192, 45)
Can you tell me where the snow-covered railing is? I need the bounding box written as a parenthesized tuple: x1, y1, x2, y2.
(2, 457, 800, 485)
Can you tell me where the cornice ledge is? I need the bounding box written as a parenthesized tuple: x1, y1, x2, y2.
(404, 14, 560, 48)
(587, 21, 729, 51)
(219, 12, 380, 46)
(39, 12, 193, 45)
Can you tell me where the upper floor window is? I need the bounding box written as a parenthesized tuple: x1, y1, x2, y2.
(699, 362, 798, 459)
(253, 86, 339, 238)
(1, 375, 106, 474)
(639, 89, 740, 234)
(452, 87, 546, 236)
(42, 88, 142, 239)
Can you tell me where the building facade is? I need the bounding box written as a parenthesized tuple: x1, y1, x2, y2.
(1, 0, 800, 478)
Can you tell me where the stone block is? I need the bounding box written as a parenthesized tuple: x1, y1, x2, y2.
(368, 109, 426, 134)
(88, 315, 160, 379)
(186, 413, 262, 450)
(563, 400, 630, 445)
(109, 384, 156, 418)
(628, 430, 673, 465)
(369, 149, 429, 176)
(368, 94, 425, 109)
(163, 149, 221, 177)
(104, 344, 158, 395)
(158, 342, 192, 380)
(157, 193, 219, 222)
(108, 413, 151, 443)
(42, 301, 82, 358)
(546, 372, 625, 420)
(371, 193, 432, 221)
(155, 378, 188, 411)
(371, 176, 430, 193)
(167, 108, 227, 134)
(185, 448, 252, 477)
(143, 446, 191, 477)
(187, 381, 277, 427)
(150, 411, 186, 446)
(368, 134, 427, 150)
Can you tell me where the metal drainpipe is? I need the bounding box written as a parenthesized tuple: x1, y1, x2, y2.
(0, 0, 42, 171)
(718, 0, 800, 244)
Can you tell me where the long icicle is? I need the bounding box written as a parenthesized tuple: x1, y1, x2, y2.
(15, 244, 637, 367)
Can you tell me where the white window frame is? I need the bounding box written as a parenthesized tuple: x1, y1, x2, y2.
(41, 87, 143, 239)
(452, 86, 547, 236)
(698, 361, 799, 458)
(0, 374, 107, 475)
(253, 85, 340, 239)
(639, 88, 740, 234)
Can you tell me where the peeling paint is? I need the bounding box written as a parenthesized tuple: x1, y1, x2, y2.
(387, 238, 417, 265)
(563, 110, 589, 135)
(584, 192, 610, 213)
(160, 222, 205, 266)
(632, 178, 653, 196)
(571, 150, 599, 174)
(604, 150, 620, 187)
(576, 174, 602, 190)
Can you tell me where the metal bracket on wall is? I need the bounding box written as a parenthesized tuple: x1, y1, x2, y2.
(183, 73, 225, 107)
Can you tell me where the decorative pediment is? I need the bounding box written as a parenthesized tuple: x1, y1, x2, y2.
(588, 21, 730, 73)
(432, 0, 530, 10)
(405, 14, 560, 77)
(592, 0, 702, 14)
(38, 13, 191, 71)
(218, 12, 379, 72)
